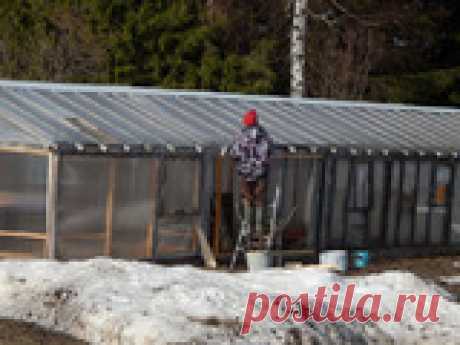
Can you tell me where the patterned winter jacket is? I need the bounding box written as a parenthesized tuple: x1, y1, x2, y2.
(230, 125, 272, 181)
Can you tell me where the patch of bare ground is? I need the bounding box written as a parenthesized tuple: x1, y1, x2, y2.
(0, 319, 87, 345)
(347, 255, 460, 299)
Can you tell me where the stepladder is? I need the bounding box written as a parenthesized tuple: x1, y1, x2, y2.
(229, 183, 299, 270)
(230, 185, 281, 270)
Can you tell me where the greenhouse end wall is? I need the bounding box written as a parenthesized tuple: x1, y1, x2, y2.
(0, 151, 48, 258)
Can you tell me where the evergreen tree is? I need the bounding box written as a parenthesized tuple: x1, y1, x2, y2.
(0, 0, 458, 106)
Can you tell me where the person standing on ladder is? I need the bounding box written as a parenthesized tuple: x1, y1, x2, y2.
(230, 109, 273, 242)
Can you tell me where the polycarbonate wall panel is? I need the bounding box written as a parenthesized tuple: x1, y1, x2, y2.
(112, 158, 159, 259)
(57, 156, 160, 260)
(346, 162, 371, 248)
(368, 161, 385, 246)
(386, 161, 400, 246)
(414, 162, 432, 245)
(0, 153, 47, 232)
(57, 156, 109, 258)
(0, 153, 47, 258)
(160, 159, 200, 215)
(0, 238, 47, 258)
(217, 155, 237, 254)
(326, 160, 350, 247)
(320, 158, 456, 250)
(451, 163, 460, 244)
(429, 165, 451, 245)
(155, 157, 201, 258)
(266, 151, 319, 251)
(296, 157, 318, 248)
(398, 162, 417, 246)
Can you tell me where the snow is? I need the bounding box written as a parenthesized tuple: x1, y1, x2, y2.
(344, 271, 460, 345)
(0, 258, 458, 344)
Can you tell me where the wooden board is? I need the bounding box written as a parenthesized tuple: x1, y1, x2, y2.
(0, 146, 49, 156)
(59, 233, 106, 241)
(146, 223, 153, 258)
(192, 160, 200, 210)
(195, 224, 217, 269)
(0, 230, 47, 241)
(0, 251, 36, 259)
(105, 160, 116, 256)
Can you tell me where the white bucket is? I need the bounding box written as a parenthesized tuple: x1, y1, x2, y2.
(319, 250, 347, 272)
(246, 251, 271, 271)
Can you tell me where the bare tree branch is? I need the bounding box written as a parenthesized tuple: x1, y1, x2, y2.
(306, 9, 337, 26)
(325, 0, 382, 27)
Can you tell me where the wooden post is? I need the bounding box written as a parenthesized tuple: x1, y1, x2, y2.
(146, 223, 153, 258)
(192, 217, 198, 251)
(46, 152, 59, 259)
(192, 159, 200, 211)
(148, 159, 159, 259)
(105, 159, 116, 256)
(213, 156, 222, 256)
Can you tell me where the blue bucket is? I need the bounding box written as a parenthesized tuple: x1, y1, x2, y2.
(353, 250, 369, 269)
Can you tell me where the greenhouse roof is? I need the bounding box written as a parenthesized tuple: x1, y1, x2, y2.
(0, 79, 459, 151)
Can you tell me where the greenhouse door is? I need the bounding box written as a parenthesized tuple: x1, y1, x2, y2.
(154, 157, 201, 260)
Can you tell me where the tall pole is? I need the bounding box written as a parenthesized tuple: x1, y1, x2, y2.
(291, 0, 308, 98)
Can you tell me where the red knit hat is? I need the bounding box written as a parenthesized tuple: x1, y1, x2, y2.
(243, 109, 257, 127)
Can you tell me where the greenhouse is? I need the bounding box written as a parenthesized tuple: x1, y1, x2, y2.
(1, 80, 460, 262)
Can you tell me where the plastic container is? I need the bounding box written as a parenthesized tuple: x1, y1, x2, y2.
(246, 251, 271, 271)
(319, 250, 348, 272)
(352, 250, 369, 269)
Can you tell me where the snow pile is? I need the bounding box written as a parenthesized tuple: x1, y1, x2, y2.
(346, 272, 459, 345)
(0, 258, 457, 344)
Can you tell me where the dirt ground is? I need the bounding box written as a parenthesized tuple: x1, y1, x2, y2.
(348, 255, 460, 300)
(0, 319, 87, 345)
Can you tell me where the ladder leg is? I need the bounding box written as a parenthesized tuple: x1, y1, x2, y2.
(230, 219, 249, 270)
(255, 206, 263, 237)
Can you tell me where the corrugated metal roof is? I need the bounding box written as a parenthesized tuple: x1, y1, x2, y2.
(0, 79, 459, 151)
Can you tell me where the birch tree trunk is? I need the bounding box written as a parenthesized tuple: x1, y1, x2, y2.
(291, 0, 308, 97)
